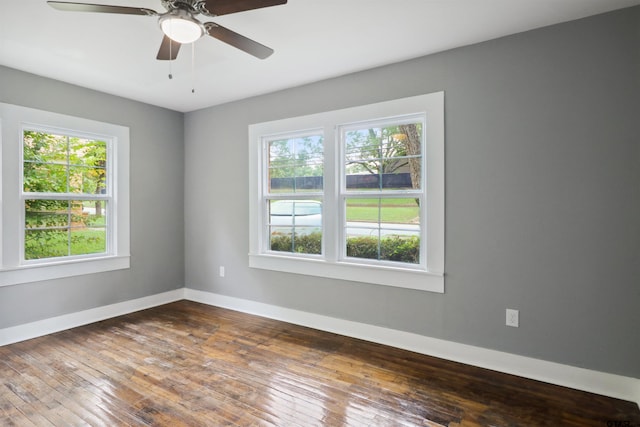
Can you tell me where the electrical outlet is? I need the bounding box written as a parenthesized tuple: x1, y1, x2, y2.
(506, 309, 519, 327)
(219, 266, 225, 277)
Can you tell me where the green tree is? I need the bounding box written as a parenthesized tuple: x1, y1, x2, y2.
(345, 126, 407, 175)
(23, 131, 107, 202)
(398, 123, 422, 193)
(345, 123, 422, 202)
(269, 135, 323, 180)
(345, 124, 421, 177)
(269, 135, 324, 191)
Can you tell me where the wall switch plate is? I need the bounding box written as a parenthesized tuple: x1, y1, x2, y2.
(219, 266, 225, 277)
(506, 309, 519, 327)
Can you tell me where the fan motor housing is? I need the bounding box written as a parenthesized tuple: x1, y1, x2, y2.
(161, 0, 212, 16)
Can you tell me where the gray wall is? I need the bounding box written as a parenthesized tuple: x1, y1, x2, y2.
(0, 66, 185, 328)
(185, 7, 640, 378)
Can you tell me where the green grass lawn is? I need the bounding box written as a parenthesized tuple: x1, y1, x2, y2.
(346, 198, 419, 223)
(347, 198, 418, 207)
(25, 228, 106, 260)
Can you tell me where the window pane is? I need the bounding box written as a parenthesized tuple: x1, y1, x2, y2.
(24, 199, 107, 260)
(345, 197, 420, 264)
(23, 132, 67, 164)
(69, 166, 107, 194)
(68, 137, 107, 166)
(269, 199, 322, 255)
(25, 199, 69, 229)
(344, 123, 422, 191)
(25, 229, 69, 260)
(345, 128, 381, 162)
(23, 163, 68, 192)
(268, 135, 323, 193)
(71, 227, 106, 255)
(73, 201, 107, 255)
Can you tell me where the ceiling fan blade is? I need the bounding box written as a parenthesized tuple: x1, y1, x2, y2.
(47, 1, 157, 15)
(205, 23, 274, 59)
(203, 0, 286, 16)
(157, 36, 181, 60)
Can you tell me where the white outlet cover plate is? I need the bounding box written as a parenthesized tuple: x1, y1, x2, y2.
(506, 309, 519, 327)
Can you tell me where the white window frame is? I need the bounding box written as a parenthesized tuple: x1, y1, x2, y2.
(262, 129, 325, 258)
(0, 103, 130, 287)
(338, 114, 427, 270)
(249, 92, 444, 293)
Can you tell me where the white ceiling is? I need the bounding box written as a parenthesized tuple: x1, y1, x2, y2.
(1, 0, 639, 112)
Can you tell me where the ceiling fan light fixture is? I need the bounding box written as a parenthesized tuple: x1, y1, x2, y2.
(159, 9, 204, 44)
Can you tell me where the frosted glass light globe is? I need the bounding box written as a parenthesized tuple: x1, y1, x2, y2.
(160, 11, 204, 44)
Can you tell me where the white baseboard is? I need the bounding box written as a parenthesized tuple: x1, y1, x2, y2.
(0, 288, 185, 346)
(184, 288, 640, 407)
(2, 287, 637, 407)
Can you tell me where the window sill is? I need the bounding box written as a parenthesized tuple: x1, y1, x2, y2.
(249, 253, 444, 293)
(0, 255, 130, 288)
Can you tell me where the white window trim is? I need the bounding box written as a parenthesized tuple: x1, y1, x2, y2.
(249, 92, 445, 293)
(0, 103, 130, 287)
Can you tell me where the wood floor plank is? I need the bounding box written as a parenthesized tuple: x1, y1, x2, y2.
(1, 300, 639, 426)
(4, 345, 122, 426)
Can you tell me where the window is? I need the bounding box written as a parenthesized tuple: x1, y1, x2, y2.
(0, 103, 130, 287)
(266, 132, 324, 255)
(249, 92, 444, 292)
(22, 130, 110, 261)
(341, 117, 424, 266)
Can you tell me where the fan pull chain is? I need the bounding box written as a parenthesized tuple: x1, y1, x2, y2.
(168, 19, 173, 79)
(168, 43, 173, 79)
(191, 42, 196, 93)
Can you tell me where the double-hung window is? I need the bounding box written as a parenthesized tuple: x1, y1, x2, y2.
(22, 128, 110, 261)
(340, 116, 424, 266)
(249, 92, 444, 292)
(266, 131, 324, 255)
(0, 103, 130, 287)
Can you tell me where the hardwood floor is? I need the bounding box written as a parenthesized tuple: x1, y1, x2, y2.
(1, 301, 638, 426)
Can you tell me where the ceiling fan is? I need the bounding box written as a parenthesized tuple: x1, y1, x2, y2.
(47, 0, 287, 60)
